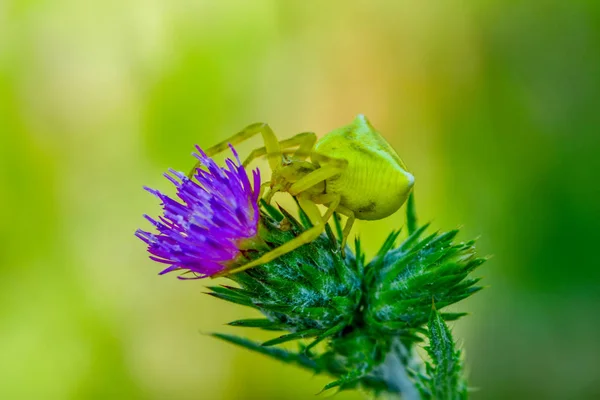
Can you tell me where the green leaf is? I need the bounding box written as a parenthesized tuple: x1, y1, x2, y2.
(261, 328, 323, 347)
(425, 307, 467, 400)
(378, 230, 402, 257)
(211, 333, 320, 371)
(440, 312, 468, 322)
(320, 367, 368, 393)
(294, 198, 312, 228)
(228, 318, 281, 329)
(209, 285, 254, 298)
(260, 198, 284, 221)
(304, 323, 345, 354)
(333, 212, 344, 241)
(276, 205, 304, 232)
(211, 333, 390, 395)
(206, 288, 255, 307)
(398, 223, 431, 252)
(324, 222, 338, 249)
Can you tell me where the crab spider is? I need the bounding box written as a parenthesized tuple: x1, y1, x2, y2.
(190, 115, 415, 276)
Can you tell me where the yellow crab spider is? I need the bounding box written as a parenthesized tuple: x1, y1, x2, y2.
(190, 115, 415, 276)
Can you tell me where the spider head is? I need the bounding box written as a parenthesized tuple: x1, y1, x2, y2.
(264, 157, 325, 203)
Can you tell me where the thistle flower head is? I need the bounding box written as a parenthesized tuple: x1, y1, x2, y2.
(135, 145, 261, 279)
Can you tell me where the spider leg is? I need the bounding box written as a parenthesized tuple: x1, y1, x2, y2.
(188, 122, 281, 177)
(242, 132, 317, 167)
(299, 152, 355, 253)
(334, 205, 355, 256)
(293, 132, 318, 160)
(312, 194, 354, 256)
(215, 194, 334, 276)
(311, 193, 341, 223)
(288, 155, 348, 195)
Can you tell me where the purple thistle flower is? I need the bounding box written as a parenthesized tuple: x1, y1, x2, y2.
(135, 145, 261, 279)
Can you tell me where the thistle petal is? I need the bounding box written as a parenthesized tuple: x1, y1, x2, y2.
(136, 145, 261, 278)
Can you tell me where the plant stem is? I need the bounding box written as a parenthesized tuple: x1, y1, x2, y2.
(379, 339, 421, 400)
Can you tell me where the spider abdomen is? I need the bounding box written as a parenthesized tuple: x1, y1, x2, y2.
(315, 115, 414, 221)
(326, 158, 414, 220)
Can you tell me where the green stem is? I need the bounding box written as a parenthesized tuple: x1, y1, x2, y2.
(379, 340, 421, 399)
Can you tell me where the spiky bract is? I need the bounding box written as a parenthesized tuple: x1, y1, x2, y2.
(210, 201, 485, 395)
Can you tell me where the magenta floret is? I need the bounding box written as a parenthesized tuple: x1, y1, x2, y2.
(136, 145, 261, 278)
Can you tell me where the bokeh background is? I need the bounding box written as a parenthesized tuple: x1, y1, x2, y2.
(2, 1, 599, 399)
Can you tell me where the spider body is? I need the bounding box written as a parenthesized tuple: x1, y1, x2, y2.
(190, 115, 414, 276)
(313, 118, 414, 220)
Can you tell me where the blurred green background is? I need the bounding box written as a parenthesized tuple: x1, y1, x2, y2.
(1, 1, 599, 399)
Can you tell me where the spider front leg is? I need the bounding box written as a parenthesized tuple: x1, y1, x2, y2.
(288, 154, 348, 195)
(242, 132, 317, 167)
(215, 194, 333, 276)
(188, 122, 281, 177)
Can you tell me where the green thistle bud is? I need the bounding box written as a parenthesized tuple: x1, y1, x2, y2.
(210, 203, 362, 348)
(209, 196, 486, 397)
(365, 225, 486, 339)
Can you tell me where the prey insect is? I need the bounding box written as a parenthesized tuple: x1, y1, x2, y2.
(189, 115, 414, 276)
